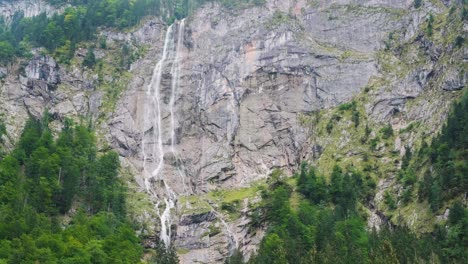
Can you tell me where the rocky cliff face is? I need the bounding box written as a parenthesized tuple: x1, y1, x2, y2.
(112, 0, 412, 193)
(0, 0, 63, 23)
(0, 0, 465, 263)
(108, 0, 465, 262)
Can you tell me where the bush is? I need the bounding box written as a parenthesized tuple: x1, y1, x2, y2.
(370, 137, 380, 151)
(0, 41, 14, 64)
(380, 125, 394, 139)
(426, 14, 434, 37)
(352, 110, 360, 128)
(454, 36, 464, 48)
(338, 101, 356, 111)
(384, 191, 397, 210)
(82, 47, 96, 69)
(414, 0, 422, 9)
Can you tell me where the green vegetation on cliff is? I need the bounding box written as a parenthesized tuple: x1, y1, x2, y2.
(229, 163, 466, 264)
(413, 92, 468, 210)
(0, 0, 266, 65)
(0, 0, 157, 64)
(226, 91, 467, 264)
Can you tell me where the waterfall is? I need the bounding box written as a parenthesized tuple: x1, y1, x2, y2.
(141, 19, 186, 248)
(170, 18, 185, 153)
(169, 19, 189, 193)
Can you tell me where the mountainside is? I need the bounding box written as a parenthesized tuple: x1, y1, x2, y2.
(0, 0, 466, 263)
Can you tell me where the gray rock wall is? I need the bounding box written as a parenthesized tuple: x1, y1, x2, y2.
(0, 0, 64, 24)
(0, 0, 464, 263)
(106, 1, 455, 262)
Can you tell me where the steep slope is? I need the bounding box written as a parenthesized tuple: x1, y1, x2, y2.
(0, 0, 465, 263)
(107, 0, 465, 262)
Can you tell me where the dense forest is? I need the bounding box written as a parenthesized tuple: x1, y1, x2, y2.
(0, 116, 145, 263)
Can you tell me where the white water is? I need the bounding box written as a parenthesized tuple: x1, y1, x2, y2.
(206, 200, 239, 255)
(141, 20, 186, 248)
(169, 19, 189, 194)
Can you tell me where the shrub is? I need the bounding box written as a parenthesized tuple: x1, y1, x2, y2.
(380, 125, 394, 139)
(384, 191, 397, 210)
(338, 101, 356, 111)
(83, 47, 96, 69)
(414, 0, 422, 9)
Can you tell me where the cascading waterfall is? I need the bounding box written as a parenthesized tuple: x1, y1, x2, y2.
(141, 19, 186, 248)
(169, 19, 189, 194)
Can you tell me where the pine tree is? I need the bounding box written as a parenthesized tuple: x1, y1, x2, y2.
(83, 47, 96, 69)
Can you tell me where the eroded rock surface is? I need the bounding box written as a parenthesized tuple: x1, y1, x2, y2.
(107, 0, 460, 262)
(0, 0, 465, 263)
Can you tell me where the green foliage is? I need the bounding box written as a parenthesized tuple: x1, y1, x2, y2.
(0, 0, 268, 64)
(426, 13, 434, 37)
(454, 36, 464, 48)
(254, 233, 288, 264)
(0, 41, 14, 65)
(370, 137, 380, 151)
(337, 101, 360, 128)
(82, 47, 96, 69)
(361, 124, 372, 143)
(297, 162, 327, 204)
(0, 117, 143, 263)
(150, 243, 179, 264)
(246, 160, 467, 264)
(448, 201, 464, 226)
(338, 101, 356, 111)
(414, 0, 422, 9)
(352, 110, 360, 128)
(384, 191, 397, 210)
(100, 37, 107, 49)
(413, 91, 467, 209)
(0, 0, 158, 64)
(217, 0, 266, 10)
(430, 180, 441, 211)
(380, 125, 394, 139)
(225, 249, 244, 264)
(326, 114, 341, 134)
(0, 118, 5, 144)
(401, 146, 412, 170)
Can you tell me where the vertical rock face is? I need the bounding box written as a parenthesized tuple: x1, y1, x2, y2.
(0, 0, 62, 23)
(106, 0, 465, 262)
(113, 0, 412, 195)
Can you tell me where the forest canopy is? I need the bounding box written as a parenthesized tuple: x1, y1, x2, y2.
(0, 116, 144, 263)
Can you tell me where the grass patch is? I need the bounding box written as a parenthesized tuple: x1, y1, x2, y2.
(180, 181, 266, 218)
(179, 195, 212, 215)
(176, 248, 190, 255)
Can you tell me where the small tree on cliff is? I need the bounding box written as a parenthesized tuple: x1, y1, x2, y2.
(83, 47, 96, 69)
